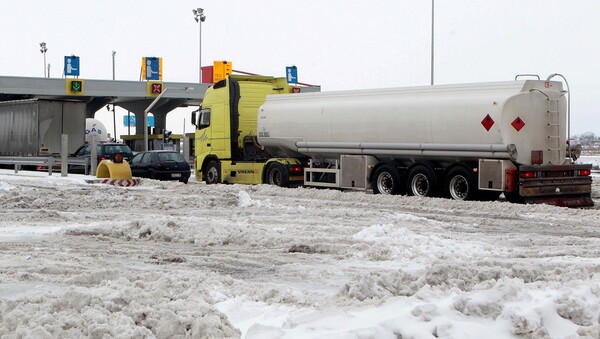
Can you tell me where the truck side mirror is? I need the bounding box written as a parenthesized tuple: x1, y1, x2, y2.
(191, 110, 197, 127)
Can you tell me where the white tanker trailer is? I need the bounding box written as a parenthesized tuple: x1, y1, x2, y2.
(193, 75, 593, 207)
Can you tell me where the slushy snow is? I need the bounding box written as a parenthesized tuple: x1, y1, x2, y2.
(0, 157, 599, 338)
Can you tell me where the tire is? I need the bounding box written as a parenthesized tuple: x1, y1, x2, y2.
(407, 165, 438, 197)
(477, 190, 501, 201)
(504, 192, 525, 204)
(444, 167, 476, 201)
(372, 164, 401, 195)
(180, 177, 189, 184)
(204, 160, 220, 184)
(265, 163, 289, 187)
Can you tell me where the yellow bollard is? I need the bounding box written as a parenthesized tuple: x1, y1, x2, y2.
(96, 157, 132, 180)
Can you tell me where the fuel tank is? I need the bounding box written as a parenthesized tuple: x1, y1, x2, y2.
(257, 80, 567, 165)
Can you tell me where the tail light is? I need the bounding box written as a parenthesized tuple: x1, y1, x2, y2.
(578, 169, 591, 176)
(157, 163, 165, 170)
(290, 166, 303, 174)
(520, 171, 537, 179)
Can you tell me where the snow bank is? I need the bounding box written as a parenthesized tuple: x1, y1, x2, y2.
(0, 169, 599, 338)
(0, 272, 240, 338)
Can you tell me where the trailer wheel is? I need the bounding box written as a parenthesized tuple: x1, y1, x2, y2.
(373, 164, 401, 195)
(407, 165, 437, 197)
(445, 167, 476, 201)
(266, 163, 289, 187)
(205, 160, 220, 184)
(477, 190, 501, 201)
(504, 192, 525, 204)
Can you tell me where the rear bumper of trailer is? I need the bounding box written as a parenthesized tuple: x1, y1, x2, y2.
(517, 164, 594, 207)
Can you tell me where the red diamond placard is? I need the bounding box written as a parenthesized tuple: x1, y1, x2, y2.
(511, 117, 525, 132)
(481, 114, 495, 131)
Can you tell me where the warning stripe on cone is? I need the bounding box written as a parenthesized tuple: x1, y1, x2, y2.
(85, 178, 141, 187)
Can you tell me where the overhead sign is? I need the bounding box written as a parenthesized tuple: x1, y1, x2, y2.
(65, 79, 84, 95)
(286, 66, 298, 84)
(142, 57, 162, 80)
(123, 115, 154, 127)
(146, 81, 163, 96)
(64, 56, 80, 76)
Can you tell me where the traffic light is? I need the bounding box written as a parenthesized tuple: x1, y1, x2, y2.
(163, 130, 172, 143)
(66, 79, 85, 95)
(146, 81, 163, 96)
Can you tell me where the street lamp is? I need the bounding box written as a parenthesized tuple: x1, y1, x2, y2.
(192, 8, 206, 84)
(112, 50, 116, 80)
(39, 42, 47, 78)
(111, 51, 117, 141)
(144, 87, 193, 151)
(430, 0, 434, 85)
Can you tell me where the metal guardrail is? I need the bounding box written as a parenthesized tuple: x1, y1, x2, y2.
(0, 156, 90, 176)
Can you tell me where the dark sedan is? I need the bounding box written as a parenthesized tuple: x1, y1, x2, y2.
(70, 143, 134, 173)
(129, 151, 191, 183)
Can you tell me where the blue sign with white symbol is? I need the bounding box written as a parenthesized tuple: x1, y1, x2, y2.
(286, 66, 298, 84)
(144, 57, 160, 80)
(64, 56, 80, 76)
(123, 115, 154, 127)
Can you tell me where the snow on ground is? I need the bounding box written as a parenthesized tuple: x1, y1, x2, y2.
(0, 157, 599, 338)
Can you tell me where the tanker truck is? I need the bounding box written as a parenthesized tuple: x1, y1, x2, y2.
(192, 75, 593, 207)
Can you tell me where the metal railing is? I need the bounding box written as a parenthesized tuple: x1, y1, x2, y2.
(0, 156, 90, 176)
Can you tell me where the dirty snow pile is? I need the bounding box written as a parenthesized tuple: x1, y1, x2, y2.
(0, 159, 599, 338)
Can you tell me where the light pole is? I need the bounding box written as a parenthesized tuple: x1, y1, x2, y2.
(39, 42, 47, 78)
(112, 51, 116, 80)
(192, 8, 206, 84)
(430, 0, 434, 86)
(112, 51, 117, 141)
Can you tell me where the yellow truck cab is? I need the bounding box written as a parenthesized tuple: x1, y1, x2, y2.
(192, 75, 303, 185)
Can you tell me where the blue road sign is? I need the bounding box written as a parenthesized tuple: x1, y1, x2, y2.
(123, 115, 154, 127)
(123, 115, 135, 127)
(144, 57, 161, 80)
(286, 66, 298, 84)
(64, 56, 80, 76)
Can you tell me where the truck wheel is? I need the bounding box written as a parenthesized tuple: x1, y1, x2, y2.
(205, 160, 220, 184)
(477, 191, 501, 201)
(407, 165, 437, 197)
(445, 167, 476, 201)
(504, 192, 525, 204)
(266, 163, 289, 187)
(373, 164, 401, 195)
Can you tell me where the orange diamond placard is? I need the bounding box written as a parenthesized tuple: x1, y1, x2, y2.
(481, 114, 495, 131)
(511, 117, 525, 132)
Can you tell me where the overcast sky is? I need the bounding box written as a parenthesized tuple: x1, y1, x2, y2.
(2, 0, 599, 137)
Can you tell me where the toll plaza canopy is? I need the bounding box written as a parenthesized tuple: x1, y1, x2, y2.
(0, 75, 208, 135)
